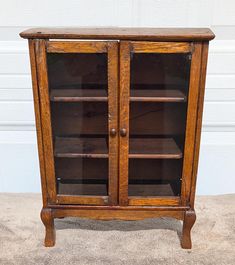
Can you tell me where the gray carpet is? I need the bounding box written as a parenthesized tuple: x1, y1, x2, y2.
(0, 193, 235, 265)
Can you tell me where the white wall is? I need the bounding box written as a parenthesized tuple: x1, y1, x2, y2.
(0, 0, 234, 194)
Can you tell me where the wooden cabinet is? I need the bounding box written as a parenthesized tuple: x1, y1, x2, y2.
(20, 28, 215, 248)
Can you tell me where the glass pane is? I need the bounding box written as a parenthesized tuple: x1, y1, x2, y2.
(129, 52, 191, 197)
(47, 53, 109, 196)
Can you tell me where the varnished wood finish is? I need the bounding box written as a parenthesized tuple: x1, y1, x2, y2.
(107, 42, 119, 205)
(180, 43, 202, 206)
(22, 28, 214, 248)
(48, 204, 190, 211)
(57, 195, 108, 205)
(181, 209, 196, 249)
(190, 42, 209, 208)
(20, 27, 215, 41)
(119, 41, 130, 206)
(28, 40, 47, 207)
(47, 41, 107, 53)
(131, 42, 192, 53)
(52, 208, 184, 221)
(128, 197, 180, 206)
(35, 40, 57, 203)
(41, 208, 55, 247)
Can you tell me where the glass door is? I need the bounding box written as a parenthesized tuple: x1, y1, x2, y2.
(119, 41, 201, 206)
(37, 40, 118, 205)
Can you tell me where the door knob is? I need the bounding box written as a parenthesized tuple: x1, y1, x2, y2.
(120, 128, 127, 137)
(110, 128, 117, 137)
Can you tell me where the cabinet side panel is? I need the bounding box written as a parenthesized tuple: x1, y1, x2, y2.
(181, 43, 202, 206)
(190, 42, 209, 208)
(35, 39, 57, 203)
(28, 40, 47, 206)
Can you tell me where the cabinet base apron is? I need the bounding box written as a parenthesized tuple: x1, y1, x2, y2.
(41, 206, 196, 249)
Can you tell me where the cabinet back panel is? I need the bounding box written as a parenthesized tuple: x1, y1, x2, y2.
(51, 102, 108, 136)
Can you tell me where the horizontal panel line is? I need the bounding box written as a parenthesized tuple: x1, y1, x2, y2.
(207, 73, 235, 77)
(0, 100, 33, 103)
(204, 100, 235, 103)
(206, 88, 235, 90)
(0, 51, 27, 54)
(0, 100, 32, 102)
(207, 72, 235, 76)
(0, 73, 30, 76)
(204, 101, 234, 105)
(0, 121, 34, 124)
(203, 122, 235, 127)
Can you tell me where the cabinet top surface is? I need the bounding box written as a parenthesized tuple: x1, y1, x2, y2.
(20, 27, 215, 41)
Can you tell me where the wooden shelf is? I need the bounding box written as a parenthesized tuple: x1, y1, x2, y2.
(129, 183, 174, 196)
(50, 88, 186, 103)
(54, 137, 182, 159)
(50, 88, 108, 102)
(130, 89, 186, 102)
(54, 137, 108, 158)
(129, 138, 182, 159)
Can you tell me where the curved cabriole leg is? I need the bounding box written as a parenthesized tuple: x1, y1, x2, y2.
(41, 208, 56, 247)
(181, 209, 196, 249)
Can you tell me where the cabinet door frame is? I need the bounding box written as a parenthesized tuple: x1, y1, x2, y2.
(119, 41, 201, 206)
(34, 39, 119, 205)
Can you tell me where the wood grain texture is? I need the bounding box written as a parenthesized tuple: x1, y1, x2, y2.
(128, 197, 180, 206)
(57, 195, 108, 205)
(181, 209, 196, 249)
(180, 43, 202, 206)
(48, 204, 190, 211)
(190, 42, 209, 208)
(35, 39, 57, 203)
(20, 27, 215, 41)
(131, 42, 192, 53)
(22, 32, 213, 248)
(47, 41, 107, 53)
(40, 208, 55, 247)
(119, 41, 130, 206)
(107, 42, 119, 205)
(28, 40, 47, 207)
(52, 208, 184, 221)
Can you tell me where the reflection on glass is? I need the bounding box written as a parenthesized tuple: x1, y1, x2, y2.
(129, 53, 191, 197)
(47, 53, 108, 196)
